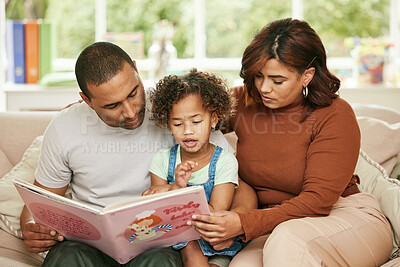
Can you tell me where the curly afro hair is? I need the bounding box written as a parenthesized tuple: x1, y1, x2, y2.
(149, 68, 236, 130)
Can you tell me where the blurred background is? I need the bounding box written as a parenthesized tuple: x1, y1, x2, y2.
(1, 0, 399, 111)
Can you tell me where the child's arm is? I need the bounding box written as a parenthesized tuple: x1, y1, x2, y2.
(142, 173, 171, 195)
(208, 183, 236, 212)
(142, 161, 197, 195)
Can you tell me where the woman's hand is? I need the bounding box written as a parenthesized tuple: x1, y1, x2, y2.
(187, 210, 244, 249)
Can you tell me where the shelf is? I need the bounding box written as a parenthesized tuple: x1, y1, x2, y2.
(4, 82, 78, 92)
(3, 80, 156, 111)
(4, 83, 80, 111)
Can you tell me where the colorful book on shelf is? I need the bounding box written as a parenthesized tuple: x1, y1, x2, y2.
(11, 20, 26, 84)
(39, 20, 56, 80)
(14, 179, 209, 264)
(25, 20, 39, 84)
(5, 20, 14, 83)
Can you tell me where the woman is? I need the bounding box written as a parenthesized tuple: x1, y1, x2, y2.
(188, 18, 393, 266)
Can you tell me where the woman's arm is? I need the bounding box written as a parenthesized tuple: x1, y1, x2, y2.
(188, 211, 244, 249)
(187, 177, 257, 249)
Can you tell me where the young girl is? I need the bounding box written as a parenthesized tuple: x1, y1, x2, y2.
(143, 69, 245, 267)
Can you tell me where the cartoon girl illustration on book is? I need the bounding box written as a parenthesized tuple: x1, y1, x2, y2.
(127, 209, 172, 244)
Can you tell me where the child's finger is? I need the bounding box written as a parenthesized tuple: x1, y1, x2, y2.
(176, 164, 190, 173)
(184, 160, 198, 168)
(181, 161, 197, 170)
(176, 169, 189, 178)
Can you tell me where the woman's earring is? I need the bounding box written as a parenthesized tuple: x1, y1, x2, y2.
(302, 87, 308, 98)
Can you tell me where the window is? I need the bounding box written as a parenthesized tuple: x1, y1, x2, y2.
(304, 0, 391, 87)
(205, 0, 291, 58)
(4, 0, 395, 87)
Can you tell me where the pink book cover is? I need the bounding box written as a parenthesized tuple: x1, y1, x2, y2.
(14, 179, 210, 264)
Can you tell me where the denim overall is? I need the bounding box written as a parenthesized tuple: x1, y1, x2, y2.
(167, 144, 247, 257)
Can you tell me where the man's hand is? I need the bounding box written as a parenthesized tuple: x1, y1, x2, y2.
(22, 220, 64, 253)
(20, 181, 68, 253)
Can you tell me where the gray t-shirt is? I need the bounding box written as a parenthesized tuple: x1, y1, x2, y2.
(35, 102, 233, 209)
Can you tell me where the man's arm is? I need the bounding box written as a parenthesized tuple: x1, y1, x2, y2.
(20, 180, 68, 253)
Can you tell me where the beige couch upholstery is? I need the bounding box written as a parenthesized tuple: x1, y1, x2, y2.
(0, 106, 399, 266)
(0, 112, 54, 266)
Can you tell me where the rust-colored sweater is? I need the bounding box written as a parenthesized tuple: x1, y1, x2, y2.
(230, 86, 361, 241)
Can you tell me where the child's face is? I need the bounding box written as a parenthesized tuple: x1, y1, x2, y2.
(168, 94, 218, 154)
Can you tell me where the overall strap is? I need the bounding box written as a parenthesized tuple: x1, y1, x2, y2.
(167, 144, 179, 184)
(208, 146, 223, 180)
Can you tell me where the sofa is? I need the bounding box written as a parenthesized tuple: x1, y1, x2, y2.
(0, 105, 399, 266)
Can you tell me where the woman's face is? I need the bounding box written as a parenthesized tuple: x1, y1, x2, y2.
(254, 59, 308, 109)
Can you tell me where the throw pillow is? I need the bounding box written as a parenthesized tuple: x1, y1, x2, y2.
(0, 136, 43, 237)
(352, 103, 400, 124)
(357, 116, 400, 176)
(0, 149, 13, 178)
(356, 150, 400, 257)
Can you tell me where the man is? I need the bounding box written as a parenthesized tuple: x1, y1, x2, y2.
(20, 42, 234, 266)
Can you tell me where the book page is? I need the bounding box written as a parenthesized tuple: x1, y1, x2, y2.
(102, 186, 205, 213)
(100, 185, 210, 263)
(14, 179, 107, 241)
(28, 202, 103, 240)
(13, 179, 100, 213)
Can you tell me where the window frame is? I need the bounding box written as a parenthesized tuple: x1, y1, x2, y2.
(95, 0, 396, 86)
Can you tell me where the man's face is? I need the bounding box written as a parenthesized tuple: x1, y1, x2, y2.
(81, 62, 146, 130)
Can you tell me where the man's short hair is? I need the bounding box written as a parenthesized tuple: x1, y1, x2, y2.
(75, 42, 137, 98)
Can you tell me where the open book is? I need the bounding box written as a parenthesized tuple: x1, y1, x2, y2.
(14, 179, 210, 264)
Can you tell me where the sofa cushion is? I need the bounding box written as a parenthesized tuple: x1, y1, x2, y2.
(357, 116, 400, 176)
(0, 136, 43, 237)
(0, 149, 13, 178)
(381, 257, 400, 267)
(0, 112, 54, 167)
(0, 228, 44, 266)
(357, 150, 400, 257)
(352, 104, 400, 178)
(352, 103, 400, 124)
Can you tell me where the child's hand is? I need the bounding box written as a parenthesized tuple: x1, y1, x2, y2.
(174, 161, 198, 189)
(142, 185, 172, 196)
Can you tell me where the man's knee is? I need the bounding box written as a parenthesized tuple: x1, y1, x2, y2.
(43, 241, 111, 267)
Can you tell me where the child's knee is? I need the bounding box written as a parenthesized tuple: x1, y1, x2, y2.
(181, 241, 208, 265)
